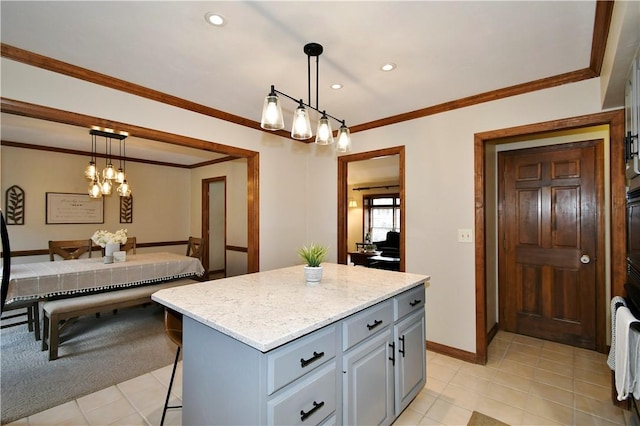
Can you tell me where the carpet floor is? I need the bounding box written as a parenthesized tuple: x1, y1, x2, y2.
(0, 304, 176, 424)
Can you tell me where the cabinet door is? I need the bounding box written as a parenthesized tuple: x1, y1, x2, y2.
(342, 329, 394, 426)
(394, 310, 426, 414)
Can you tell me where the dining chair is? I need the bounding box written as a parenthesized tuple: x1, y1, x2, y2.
(1, 211, 40, 340)
(186, 236, 203, 260)
(160, 307, 183, 426)
(48, 239, 92, 261)
(120, 237, 136, 254)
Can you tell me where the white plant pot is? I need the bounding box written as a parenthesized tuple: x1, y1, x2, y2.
(304, 265, 323, 286)
(104, 243, 120, 263)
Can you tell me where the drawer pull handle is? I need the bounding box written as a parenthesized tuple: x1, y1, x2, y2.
(399, 335, 405, 357)
(367, 319, 383, 330)
(409, 299, 422, 307)
(300, 400, 324, 421)
(300, 351, 325, 368)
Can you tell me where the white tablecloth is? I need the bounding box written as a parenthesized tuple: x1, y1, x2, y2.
(2, 252, 204, 303)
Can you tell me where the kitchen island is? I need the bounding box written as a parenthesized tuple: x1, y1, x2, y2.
(152, 263, 429, 425)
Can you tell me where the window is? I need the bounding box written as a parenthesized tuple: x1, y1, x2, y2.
(363, 194, 400, 242)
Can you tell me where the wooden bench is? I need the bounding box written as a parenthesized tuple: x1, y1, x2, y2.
(42, 279, 198, 360)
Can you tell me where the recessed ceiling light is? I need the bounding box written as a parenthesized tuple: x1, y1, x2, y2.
(380, 63, 396, 72)
(205, 12, 226, 27)
(331, 83, 343, 90)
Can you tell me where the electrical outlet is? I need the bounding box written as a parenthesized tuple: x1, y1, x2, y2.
(458, 229, 473, 243)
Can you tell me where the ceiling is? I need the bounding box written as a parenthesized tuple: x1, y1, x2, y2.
(0, 1, 632, 168)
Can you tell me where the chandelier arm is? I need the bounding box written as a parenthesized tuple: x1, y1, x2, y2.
(308, 52, 312, 108)
(315, 54, 319, 111)
(272, 88, 346, 127)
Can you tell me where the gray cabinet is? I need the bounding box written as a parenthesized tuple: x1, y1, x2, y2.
(181, 283, 425, 426)
(394, 309, 426, 413)
(342, 285, 426, 425)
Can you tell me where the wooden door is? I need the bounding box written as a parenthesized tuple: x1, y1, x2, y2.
(498, 141, 603, 350)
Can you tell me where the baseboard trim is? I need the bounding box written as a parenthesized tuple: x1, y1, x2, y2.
(426, 340, 480, 364)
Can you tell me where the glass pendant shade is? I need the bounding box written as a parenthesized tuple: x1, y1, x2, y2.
(260, 93, 285, 130)
(335, 123, 351, 153)
(103, 163, 116, 180)
(115, 168, 125, 184)
(315, 112, 334, 145)
(291, 103, 312, 140)
(84, 161, 97, 180)
(117, 180, 132, 197)
(100, 179, 112, 195)
(89, 179, 102, 198)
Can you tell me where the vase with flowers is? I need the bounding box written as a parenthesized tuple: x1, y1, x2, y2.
(92, 229, 128, 263)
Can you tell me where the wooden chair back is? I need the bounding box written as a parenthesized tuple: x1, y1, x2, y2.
(49, 239, 92, 261)
(121, 237, 136, 254)
(186, 237, 203, 261)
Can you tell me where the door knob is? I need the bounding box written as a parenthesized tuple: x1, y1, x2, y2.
(580, 254, 591, 264)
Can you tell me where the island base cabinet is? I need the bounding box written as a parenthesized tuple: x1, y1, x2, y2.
(342, 329, 394, 426)
(394, 310, 426, 414)
(182, 317, 264, 426)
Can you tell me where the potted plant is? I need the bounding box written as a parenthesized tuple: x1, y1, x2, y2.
(298, 243, 329, 285)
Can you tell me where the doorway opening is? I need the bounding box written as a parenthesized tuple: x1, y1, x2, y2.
(338, 146, 405, 271)
(473, 110, 626, 364)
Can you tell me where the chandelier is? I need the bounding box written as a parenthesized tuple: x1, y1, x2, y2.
(84, 128, 132, 198)
(260, 42, 351, 152)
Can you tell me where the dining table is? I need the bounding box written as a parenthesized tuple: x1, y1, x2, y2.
(2, 251, 205, 304)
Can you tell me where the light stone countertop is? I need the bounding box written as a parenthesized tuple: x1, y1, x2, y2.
(152, 263, 429, 352)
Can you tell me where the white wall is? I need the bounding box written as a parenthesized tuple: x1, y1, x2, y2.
(1, 146, 191, 263)
(349, 78, 614, 352)
(0, 58, 620, 353)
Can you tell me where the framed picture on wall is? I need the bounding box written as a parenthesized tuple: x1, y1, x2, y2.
(46, 192, 104, 224)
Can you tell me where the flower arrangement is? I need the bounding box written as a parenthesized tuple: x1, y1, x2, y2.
(91, 229, 128, 248)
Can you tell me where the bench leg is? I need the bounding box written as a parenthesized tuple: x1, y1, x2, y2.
(41, 314, 49, 351)
(33, 304, 41, 341)
(48, 314, 60, 361)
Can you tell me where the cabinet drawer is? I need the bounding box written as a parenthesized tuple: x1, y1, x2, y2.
(267, 362, 337, 426)
(394, 285, 425, 321)
(342, 300, 392, 351)
(268, 325, 336, 395)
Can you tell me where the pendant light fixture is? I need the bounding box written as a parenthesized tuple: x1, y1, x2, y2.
(84, 128, 131, 198)
(260, 43, 351, 151)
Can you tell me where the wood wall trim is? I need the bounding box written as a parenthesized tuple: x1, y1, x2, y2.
(0, 43, 284, 136)
(426, 340, 479, 364)
(351, 69, 597, 133)
(1, 98, 257, 158)
(226, 245, 248, 253)
(590, 0, 615, 75)
(474, 109, 626, 363)
(1, 140, 196, 169)
(5, 240, 190, 258)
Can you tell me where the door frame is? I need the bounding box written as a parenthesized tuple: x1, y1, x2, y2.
(338, 146, 405, 271)
(474, 110, 626, 363)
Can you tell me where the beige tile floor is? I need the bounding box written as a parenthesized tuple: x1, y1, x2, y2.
(6, 330, 634, 426)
